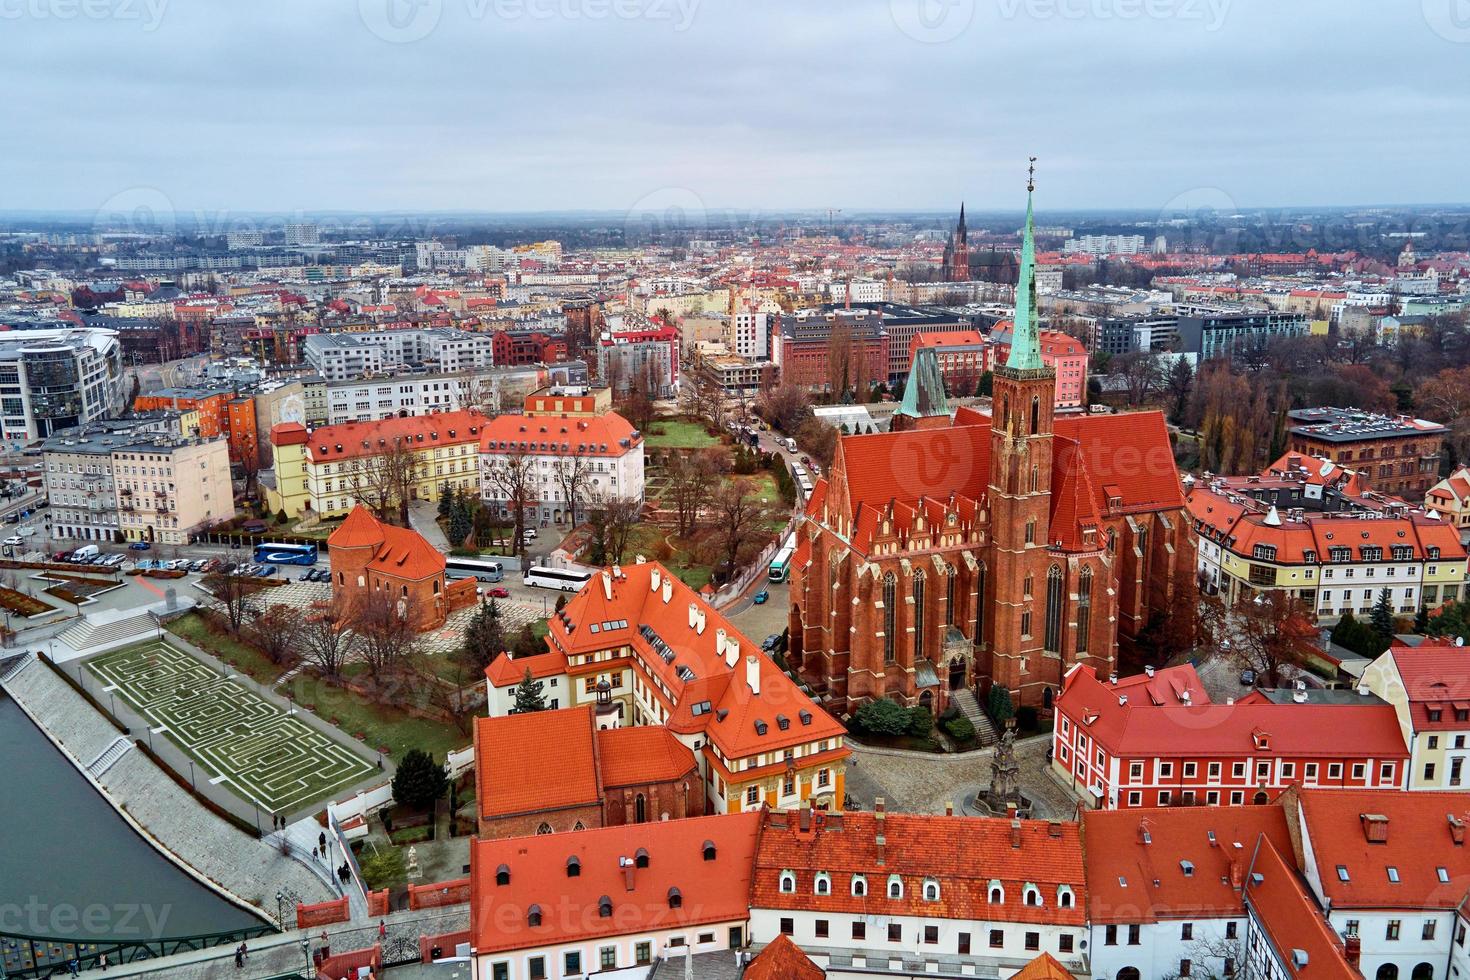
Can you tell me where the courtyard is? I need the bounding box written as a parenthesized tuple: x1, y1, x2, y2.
(87, 639, 379, 813)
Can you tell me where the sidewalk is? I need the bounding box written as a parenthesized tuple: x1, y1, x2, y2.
(406, 500, 451, 552)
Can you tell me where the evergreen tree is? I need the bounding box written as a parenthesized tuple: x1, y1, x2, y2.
(392, 749, 447, 811)
(513, 668, 547, 713)
(448, 492, 473, 546)
(1414, 605, 1430, 634)
(986, 684, 1015, 723)
(512, 623, 543, 658)
(1371, 587, 1395, 639)
(461, 598, 505, 673)
(437, 482, 453, 519)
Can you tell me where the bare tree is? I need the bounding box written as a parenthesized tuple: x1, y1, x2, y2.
(202, 571, 256, 634)
(757, 379, 812, 434)
(664, 449, 723, 537)
(1115, 351, 1166, 404)
(553, 454, 592, 529)
(615, 363, 659, 433)
(585, 492, 643, 566)
(344, 438, 419, 526)
(300, 604, 357, 680)
(680, 363, 727, 432)
(245, 604, 301, 666)
(452, 370, 500, 415)
(1209, 590, 1316, 689)
(351, 596, 423, 681)
(712, 477, 772, 575)
(484, 447, 537, 556)
(1159, 933, 1243, 980)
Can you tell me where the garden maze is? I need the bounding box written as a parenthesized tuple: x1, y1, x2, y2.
(87, 641, 376, 813)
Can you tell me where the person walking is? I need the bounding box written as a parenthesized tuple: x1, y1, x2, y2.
(99, 952, 108, 971)
(318, 831, 327, 852)
(68, 958, 79, 977)
(378, 920, 386, 941)
(234, 946, 243, 969)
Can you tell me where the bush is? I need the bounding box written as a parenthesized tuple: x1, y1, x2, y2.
(392, 749, 448, 812)
(986, 685, 1015, 723)
(1015, 705, 1039, 733)
(942, 715, 977, 742)
(906, 707, 934, 737)
(853, 697, 910, 736)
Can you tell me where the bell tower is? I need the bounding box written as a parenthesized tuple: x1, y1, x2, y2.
(987, 159, 1057, 703)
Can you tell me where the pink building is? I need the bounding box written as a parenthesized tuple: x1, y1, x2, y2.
(991, 325, 1089, 409)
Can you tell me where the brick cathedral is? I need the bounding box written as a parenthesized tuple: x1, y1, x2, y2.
(788, 173, 1195, 713)
(940, 203, 970, 282)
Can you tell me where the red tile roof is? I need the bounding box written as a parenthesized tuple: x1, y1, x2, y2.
(475, 707, 601, 819)
(596, 726, 698, 789)
(744, 934, 824, 980)
(1059, 665, 1407, 759)
(468, 811, 762, 955)
(485, 649, 568, 687)
(1082, 805, 1292, 923)
(302, 410, 485, 463)
(1244, 836, 1358, 979)
(1295, 788, 1470, 910)
(328, 505, 446, 581)
(752, 809, 1086, 926)
(477, 410, 641, 457)
(1011, 953, 1076, 980)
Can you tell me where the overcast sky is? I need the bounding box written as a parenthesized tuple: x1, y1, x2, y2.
(3, 0, 1466, 214)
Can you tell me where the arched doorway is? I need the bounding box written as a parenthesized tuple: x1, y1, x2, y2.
(1253, 791, 1270, 805)
(948, 658, 966, 690)
(1376, 965, 1399, 980)
(1116, 969, 1141, 980)
(1412, 963, 1434, 980)
(1043, 687, 1054, 710)
(920, 690, 934, 713)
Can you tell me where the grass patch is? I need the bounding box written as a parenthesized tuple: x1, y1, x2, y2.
(389, 825, 433, 846)
(282, 673, 467, 760)
(644, 417, 721, 450)
(165, 612, 284, 684)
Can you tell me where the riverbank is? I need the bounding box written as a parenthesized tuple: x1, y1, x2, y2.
(0, 654, 334, 922)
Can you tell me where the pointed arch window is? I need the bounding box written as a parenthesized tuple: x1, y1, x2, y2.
(1044, 565, 1064, 653)
(1030, 465, 1039, 493)
(974, 562, 987, 642)
(913, 570, 926, 659)
(945, 567, 957, 627)
(1031, 395, 1040, 435)
(882, 572, 897, 664)
(1076, 567, 1093, 654)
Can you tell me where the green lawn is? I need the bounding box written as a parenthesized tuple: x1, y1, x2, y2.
(644, 418, 722, 450)
(281, 672, 468, 760)
(166, 612, 284, 684)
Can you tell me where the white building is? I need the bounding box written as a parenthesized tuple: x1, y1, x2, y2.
(477, 411, 644, 526)
(0, 327, 128, 445)
(1063, 234, 1147, 257)
(303, 328, 497, 381)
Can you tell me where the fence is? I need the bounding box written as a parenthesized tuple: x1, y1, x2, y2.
(0, 925, 278, 979)
(706, 515, 798, 610)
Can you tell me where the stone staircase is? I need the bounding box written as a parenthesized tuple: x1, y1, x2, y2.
(85, 735, 135, 778)
(54, 611, 159, 658)
(950, 688, 1001, 747)
(0, 651, 32, 684)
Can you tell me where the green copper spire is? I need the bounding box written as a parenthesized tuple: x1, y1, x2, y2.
(1004, 157, 1043, 372)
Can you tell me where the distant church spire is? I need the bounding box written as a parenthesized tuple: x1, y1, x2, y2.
(1004, 157, 1043, 372)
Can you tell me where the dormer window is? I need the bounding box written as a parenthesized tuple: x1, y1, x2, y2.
(495, 864, 511, 886)
(598, 896, 613, 918)
(702, 840, 717, 861)
(989, 881, 1005, 904)
(851, 875, 867, 897)
(1024, 885, 1042, 907)
(779, 872, 796, 894)
(922, 879, 940, 902)
(635, 848, 650, 869)
(566, 856, 581, 878)
(887, 875, 904, 899)
(527, 904, 542, 927)
(814, 873, 831, 896)
(667, 887, 683, 909)
(1058, 885, 1074, 908)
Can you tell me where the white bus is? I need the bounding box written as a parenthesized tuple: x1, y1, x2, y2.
(769, 539, 795, 582)
(445, 556, 504, 582)
(522, 566, 593, 592)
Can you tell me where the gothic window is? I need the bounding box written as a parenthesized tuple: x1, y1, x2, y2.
(1044, 566, 1064, 653)
(1031, 396, 1040, 435)
(1001, 396, 1009, 428)
(1030, 465, 1039, 493)
(913, 571, 926, 659)
(883, 573, 897, 663)
(1107, 528, 1117, 554)
(1025, 520, 1036, 545)
(975, 562, 987, 641)
(1023, 574, 1033, 598)
(1076, 567, 1093, 654)
(945, 567, 957, 626)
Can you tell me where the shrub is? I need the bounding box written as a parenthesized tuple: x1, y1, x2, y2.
(986, 685, 1015, 723)
(942, 715, 977, 742)
(853, 697, 910, 736)
(906, 707, 934, 737)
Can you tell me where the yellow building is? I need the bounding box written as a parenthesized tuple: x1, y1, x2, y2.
(265, 410, 485, 520)
(1361, 643, 1470, 790)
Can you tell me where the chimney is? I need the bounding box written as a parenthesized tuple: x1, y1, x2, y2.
(1451, 814, 1466, 846)
(696, 608, 706, 635)
(724, 636, 739, 669)
(945, 801, 954, 817)
(1228, 858, 1244, 892)
(621, 856, 636, 892)
(1144, 665, 1155, 678)
(1344, 934, 1361, 968)
(688, 602, 698, 628)
(798, 800, 812, 833)
(1360, 813, 1389, 844)
(716, 627, 727, 654)
(612, 564, 622, 579)
(663, 579, 673, 604)
(601, 571, 613, 600)
(1010, 818, 1023, 849)
(650, 568, 661, 592)
(745, 655, 761, 695)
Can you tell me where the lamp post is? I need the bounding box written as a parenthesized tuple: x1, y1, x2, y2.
(299, 939, 310, 976)
(274, 890, 285, 931)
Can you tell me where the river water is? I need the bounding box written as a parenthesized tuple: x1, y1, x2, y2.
(0, 694, 263, 943)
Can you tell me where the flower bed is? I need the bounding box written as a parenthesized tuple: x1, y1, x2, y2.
(0, 585, 56, 617)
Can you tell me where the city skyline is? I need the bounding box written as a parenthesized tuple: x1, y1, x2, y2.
(3, 0, 1469, 212)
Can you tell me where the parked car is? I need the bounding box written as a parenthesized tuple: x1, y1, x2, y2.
(136, 559, 155, 570)
(128, 541, 151, 551)
(1240, 669, 1257, 687)
(105, 554, 126, 566)
(52, 550, 71, 561)
(299, 569, 316, 581)
(488, 586, 510, 598)
(89, 555, 110, 565)
(761, 634, 780, 651)
(523, 527, 538, 540)
(3, 514, 18, 524)
(3, 536, 20, 546)
(313, 568, 331, 582)
(189, 559, 207, 572)
(202, 558, 221, 572)
(753, 589, 769, 605)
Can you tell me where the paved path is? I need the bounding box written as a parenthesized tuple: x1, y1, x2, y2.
(93, 906, 469, 980)
(844, 734, 1076, 819)
(0, 656, 335, 922)
(407, 499, 451, 552)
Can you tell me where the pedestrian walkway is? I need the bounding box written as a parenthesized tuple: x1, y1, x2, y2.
(407, 499, 451, 552)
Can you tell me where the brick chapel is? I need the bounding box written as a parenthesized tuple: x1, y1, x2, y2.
(788, 174, 1195, 713)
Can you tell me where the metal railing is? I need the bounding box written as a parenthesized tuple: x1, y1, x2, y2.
(0, 925, 278, 979)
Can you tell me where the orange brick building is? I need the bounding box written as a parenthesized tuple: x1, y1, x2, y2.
(473, 704, 702, 839)
(133, 386, 259, 465)
(326, 505, 476, 631)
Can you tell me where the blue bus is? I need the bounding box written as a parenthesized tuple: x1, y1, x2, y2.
(253, 542, 317, 566)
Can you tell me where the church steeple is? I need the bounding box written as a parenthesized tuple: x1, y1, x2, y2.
(1004, 158, 1043, 372)
(956, 202, 967, 244)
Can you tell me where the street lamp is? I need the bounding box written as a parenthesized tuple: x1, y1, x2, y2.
(274, 890, 285, 931)
(300, 939, 310, 975)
